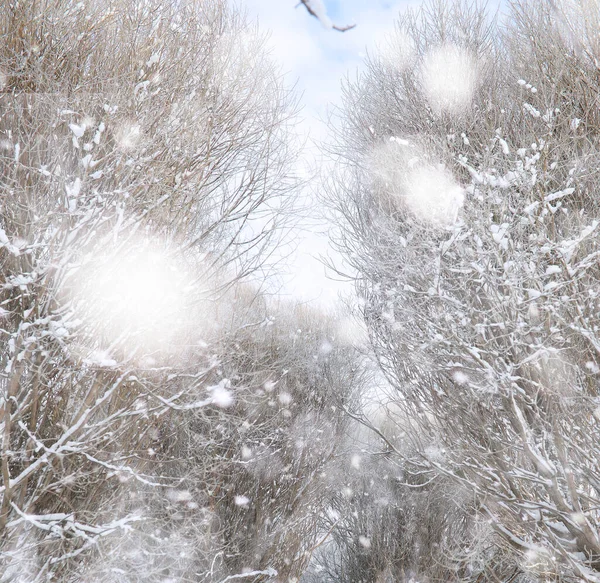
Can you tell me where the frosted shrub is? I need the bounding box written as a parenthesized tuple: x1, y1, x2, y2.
(0, 1, 355, 581)
(328, 0, 600, 581)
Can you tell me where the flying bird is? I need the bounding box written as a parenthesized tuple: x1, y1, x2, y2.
(297, 0, 356, 32)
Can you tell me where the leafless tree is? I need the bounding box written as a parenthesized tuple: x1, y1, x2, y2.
(327, 0, 600, 581)
(0, 0, 364, 580)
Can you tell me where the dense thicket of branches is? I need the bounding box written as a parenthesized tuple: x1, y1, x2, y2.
(0, 1, 364, 581)
(327, 0, 600, 581)
(12, 0, 600, 581)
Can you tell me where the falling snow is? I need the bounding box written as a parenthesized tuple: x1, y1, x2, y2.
(3, 1, 600, 583)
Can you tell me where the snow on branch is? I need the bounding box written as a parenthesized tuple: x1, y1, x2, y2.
(297, 0, 356, 32)
(219, 568, 278, 582)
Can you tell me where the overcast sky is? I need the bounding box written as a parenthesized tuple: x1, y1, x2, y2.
(240, 0, 417, 308)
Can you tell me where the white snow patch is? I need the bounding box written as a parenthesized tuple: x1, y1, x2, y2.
(69, 123, 86, 138)
(85, 350, 117, 368)
(146, 53, 160, 67)
(545, 188, 574, 202)
(498, 138, 510, 155)
(65, 178, 82, 199)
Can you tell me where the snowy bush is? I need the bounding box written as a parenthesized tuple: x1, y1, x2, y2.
(0, 0, 364, 581)
(328, 0, 600, 581)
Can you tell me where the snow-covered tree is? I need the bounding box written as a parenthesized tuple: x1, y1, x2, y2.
(0, 0, 363, 580)
(328, 0, 600, 581)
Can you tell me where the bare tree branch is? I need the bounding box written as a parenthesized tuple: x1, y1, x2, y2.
(297, 0, 356, 32)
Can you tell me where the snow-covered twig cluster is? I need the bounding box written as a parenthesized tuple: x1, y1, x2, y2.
(325, 1, 600, 581)
(0, 1, 364, 581)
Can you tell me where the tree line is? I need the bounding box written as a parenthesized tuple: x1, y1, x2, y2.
(2, 1, 600, 582)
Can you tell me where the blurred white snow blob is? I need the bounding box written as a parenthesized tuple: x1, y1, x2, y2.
(84, 248, 181, 333)
(404, 164, 464, 226)
(167, 489, 193, 503)
(358, 535, 371, 549)
(372, 139, 464, 226)
(319, 340, 333, 355)
(550, 0, 591, 54)
(334, 315, 369, 347)
(522, 547, 555, 577)
(210, 380, 234, 408)
(278, 391, 293, 406)
(421, 44, 478, 115)
(452, 370, 469, 385)
(115, 122, 142, 150)
(234, 495, 250, 507)
(64, 237, 200, 358)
